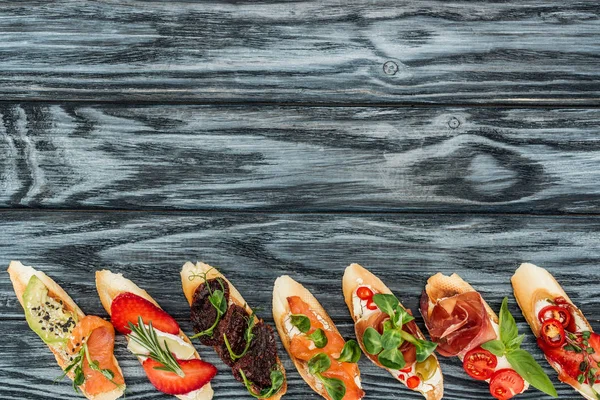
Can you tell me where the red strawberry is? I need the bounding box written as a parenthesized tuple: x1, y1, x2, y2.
(143, 358, 217, 395)
(110, 292, 180, 335)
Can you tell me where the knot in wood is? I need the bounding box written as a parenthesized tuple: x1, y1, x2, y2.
(382, 61, 399, 75)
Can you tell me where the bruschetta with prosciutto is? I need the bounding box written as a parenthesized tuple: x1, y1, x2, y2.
(342, 263, 443, 399)
(7, 261, 125, 400)
(421, 272, 556, 400)
(273, 275, 364, 400)
(96, 270, 216, 399)
(180, 262, 287, 400)
(513, 263, 600, 400)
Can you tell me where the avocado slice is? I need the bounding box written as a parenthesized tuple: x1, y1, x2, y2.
(23, 275, 77, 345)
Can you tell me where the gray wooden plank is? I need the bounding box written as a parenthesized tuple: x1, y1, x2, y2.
(0, 1, 598, 104)
(2, 103, 600, 213)
(1, 211, 600, 398)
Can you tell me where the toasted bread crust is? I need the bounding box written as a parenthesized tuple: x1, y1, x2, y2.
(95, 269, 214, 400)
(512, 263, 595, 400)
(180, 261, 287, 400)
(273, 275, 363, 400)
(343, 263, 443, 400)
(7, 261, 124, 400)
(424, 272, 498, 324)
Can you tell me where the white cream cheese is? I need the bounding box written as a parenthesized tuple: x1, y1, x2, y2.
(351, 282, 379, 320)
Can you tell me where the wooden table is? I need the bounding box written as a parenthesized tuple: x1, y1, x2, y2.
(1, 1, 599, 399)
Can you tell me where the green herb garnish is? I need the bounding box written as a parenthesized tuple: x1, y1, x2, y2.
(128, 316, 184, 377)
(239, 367, 284, 399)
(289, 313, 328, 348)
(189, 270, 227, 339)
(336, 340, 361, 363)
(481, 297, 557, 398)
(224, 311, 257, 361)
(362, 293, 437, 369)
(308, 353, 346, 400)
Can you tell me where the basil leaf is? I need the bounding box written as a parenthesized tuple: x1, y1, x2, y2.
(320, 375, 346, 400)
(499, 297, 518, 344)
(363, 327, 383, 355)
(412, 338, 438, 363)
(481, 340, 506, 357)
(372, 294, 399, 317)
(378, 348, 406, 370)
(336, 340, 361, 363)
(507, 349, 557, 398)
(381, 328, 403, 350)
(506, 334, 525, 352)
(308, 353, 331, 375)
(290, 314, 311, 333)
(308, 328, 328, 349)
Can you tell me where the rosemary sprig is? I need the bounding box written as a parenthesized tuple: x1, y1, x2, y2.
(56, 343, 122, 393)
(224, 311, 256, 361)
(128, 316, 184, 377)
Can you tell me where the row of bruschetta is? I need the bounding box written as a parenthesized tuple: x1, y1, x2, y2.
(7, 260, 597, 400)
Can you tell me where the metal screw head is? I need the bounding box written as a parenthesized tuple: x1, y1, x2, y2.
(448, 117, 461, 129)
(383, 61, 399, 75)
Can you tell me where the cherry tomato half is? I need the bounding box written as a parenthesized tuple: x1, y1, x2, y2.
(489, 369, 525, 400)
(406, 375, 421, 389)
(463, 347, 498, 381)
(356, 286, 374, 301)
(541, 319, 566, 348)
(538, 305, 571, 328)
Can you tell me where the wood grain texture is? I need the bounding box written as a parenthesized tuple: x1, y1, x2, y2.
(2, 211, 600, 399)
(1, 103, 600, 213)
(0, 1, 599, 104)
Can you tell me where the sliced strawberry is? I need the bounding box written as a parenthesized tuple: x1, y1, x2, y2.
(143, 358, 217, 395)
(110, 292, 180, 335)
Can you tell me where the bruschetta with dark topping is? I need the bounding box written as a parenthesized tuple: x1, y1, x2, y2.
(181, 262, 287, 400)
(513, 263, 600, 400)
(343, 263, 443, 399)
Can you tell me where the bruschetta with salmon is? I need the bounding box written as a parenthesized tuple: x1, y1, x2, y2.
(513, 263, 600, 400)
(180, 261, 287, 400)
(421, 272, 556, 399)
(96, 270, 216, 399)
(7, 261, 125, 400)
(273, 275, 364, 400)
(343, 263, 443, 399)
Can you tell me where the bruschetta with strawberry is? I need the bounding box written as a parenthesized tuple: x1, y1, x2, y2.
(273, 275, 364, 400)
(513, 263, 600, 400)
(343, 263, 443, 399)
(7, 261, 125, 400)
(95, 270, 216, 399)
(421, 272, 556, 400)
(180, 261, 287, 400)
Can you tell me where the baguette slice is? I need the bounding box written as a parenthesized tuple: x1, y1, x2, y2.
(180, 261, 287, 400)
(273, 275, 364, 400)
(95, 269, 213, 400)
(7, 261, 125, 400)
(343, 263, 443, 400)
(422, 272, 498, 323)
(512, 263, 595, 400)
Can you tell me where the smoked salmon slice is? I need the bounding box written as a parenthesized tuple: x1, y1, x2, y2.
(68, 315, 125, 396)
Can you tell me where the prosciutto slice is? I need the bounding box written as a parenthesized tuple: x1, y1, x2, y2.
(420, 291, 497, 358)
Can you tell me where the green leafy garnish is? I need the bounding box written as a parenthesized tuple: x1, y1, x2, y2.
(308, 353, 346, 400)
(56, 343, 122, 393)
(224, 311, 257, 361)
(290, 314, 311, 333)
(189, 270, 227, 339)
(308, 328, 328, 348)
(239, 367, 285, 399)
(336, 340, 361, 363)
(481, 297, 557, 398)
(128, 316, 184, 377)
(362, 294, 437, 368)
